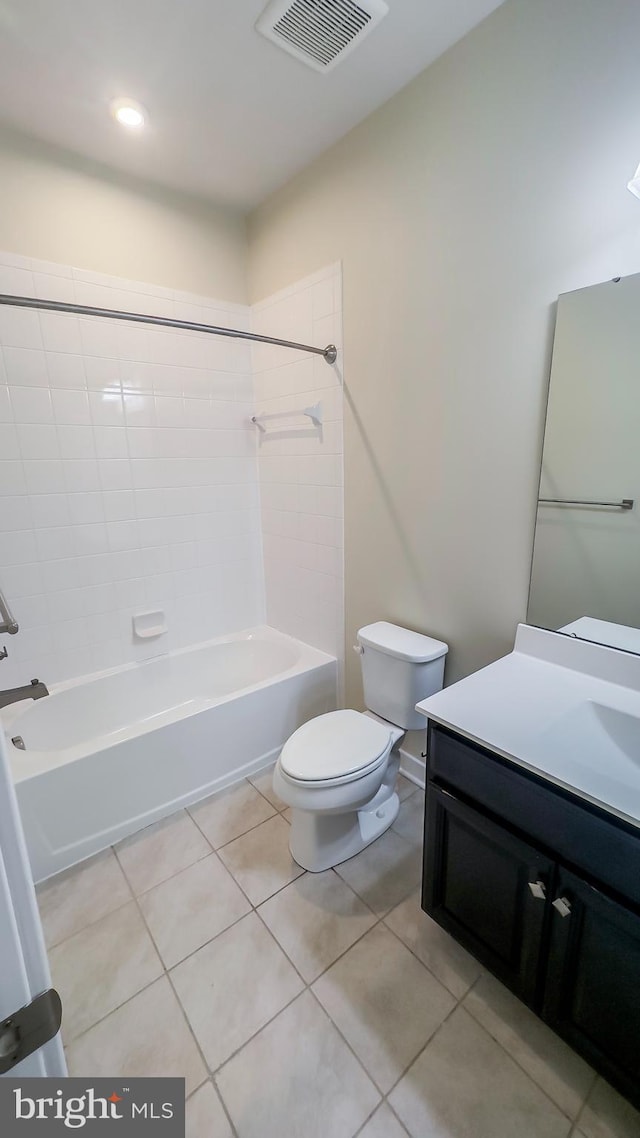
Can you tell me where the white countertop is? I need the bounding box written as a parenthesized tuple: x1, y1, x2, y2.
(416, 624, 640, 831)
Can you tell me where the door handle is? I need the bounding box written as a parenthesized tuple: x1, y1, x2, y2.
(528, 880, 547, 901)
(0, 989, 62, 1074)
(552, 895, 572, 918)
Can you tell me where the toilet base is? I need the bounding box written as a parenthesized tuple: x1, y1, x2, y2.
(289, 790, 400, 873)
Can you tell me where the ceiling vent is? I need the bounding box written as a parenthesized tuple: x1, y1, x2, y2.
(256, 0, 389, 73)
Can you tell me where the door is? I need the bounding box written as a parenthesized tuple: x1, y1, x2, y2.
(543, 869, 640, 1108)
(423, 785, 553, 1006)
(0, 731, 65, 1077)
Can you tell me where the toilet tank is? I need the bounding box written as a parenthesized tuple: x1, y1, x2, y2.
(357, 622, 448, 731)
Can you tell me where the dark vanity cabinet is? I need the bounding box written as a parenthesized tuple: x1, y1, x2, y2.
(422, 724, 640, 1108)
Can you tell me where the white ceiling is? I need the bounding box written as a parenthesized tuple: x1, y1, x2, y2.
(0, 0, 504, 211)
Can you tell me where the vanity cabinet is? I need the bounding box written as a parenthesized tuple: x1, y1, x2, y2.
(543, 869, 640, 1095)
(423, 786, 553, 1006)
(422, 724, 640, 1108)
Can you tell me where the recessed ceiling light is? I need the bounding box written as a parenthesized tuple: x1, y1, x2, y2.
(110, 98, 146, 129)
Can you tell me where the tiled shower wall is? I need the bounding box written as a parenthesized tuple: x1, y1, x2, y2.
(252, 265, 344, 678)
(0, 252, 344, 689)
(0, 250, 263, 685)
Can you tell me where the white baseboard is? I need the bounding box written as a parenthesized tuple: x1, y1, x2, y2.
(398, 745, 426, 790)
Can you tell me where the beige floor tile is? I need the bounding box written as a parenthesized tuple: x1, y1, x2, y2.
(463, 972, 595, 1119)
(187, 1082, 233, 1138)
(139, 853, 251, 968)
(188, 780, 276, 848)
(358, 1103, 409, 1137)
(384, 888, 481, 999)
(259, 869, 377, 982)
(391, 792, 425, 844)
(396, 775, 419, 803)
(282, 807, 293, 823)
(218, 814, 304, 905)
(389, 1006, 571, 1138)
(313, 924, 455, 1093)
(334, 828, 422, 916)
(249, 764, 286, 811)
(50, 901, 162, 1042)
(116, 810, 211, 894)
(65, 976, 206, 1095)
(216, 991, 380, 1138)
(37, 849, 131, 948)
(171, 912, 303, 1071)
(578, 1078, 640, 1138)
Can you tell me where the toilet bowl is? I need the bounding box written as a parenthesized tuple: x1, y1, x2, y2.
(274, 622, 448, 872)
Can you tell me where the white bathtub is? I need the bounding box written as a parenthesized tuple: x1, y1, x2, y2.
(4, 627, 336, 882)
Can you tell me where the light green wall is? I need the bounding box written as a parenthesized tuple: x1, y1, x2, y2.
(0, 126, 247, 302)
(248, 0, 640, 701)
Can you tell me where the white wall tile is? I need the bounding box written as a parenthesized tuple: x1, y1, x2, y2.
(39, 312, 83, 355)
(0, 423, 20, 460)
(24, 460, 66, 495)
(63, 459, 101, 494)
(0, 306, 43, 350)
(46, 353, 86, 390)
(3, 347, 49, 387)
(10, 385, 53, 423)
(93, 426, 128, 459)
(2, 530, 38, 565)
(51, 389, 91, 424)
(30, 494, 71, 528)
(0, 387, 12, 421)
(254, 265, 344, 671)
(57, 425, 95, 460)
(0, 495, 31, 530)
(89, 389, 125, 426)
(0, 252, 342, 690)
(18, 423, 60, 460)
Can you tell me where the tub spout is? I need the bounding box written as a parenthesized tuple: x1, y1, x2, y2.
(0, 678, 49, 710)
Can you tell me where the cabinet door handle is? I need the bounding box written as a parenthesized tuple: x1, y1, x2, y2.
(528, 880, 547, 900)
(552, 895, 572, 918)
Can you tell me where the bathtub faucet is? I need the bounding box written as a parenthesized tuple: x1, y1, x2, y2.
(0, 678, 49, 710)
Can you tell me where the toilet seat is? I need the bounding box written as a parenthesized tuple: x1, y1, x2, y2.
(279, 709, 392, 786)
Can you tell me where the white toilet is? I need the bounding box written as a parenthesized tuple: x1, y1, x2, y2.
(273, 622, 448, 872)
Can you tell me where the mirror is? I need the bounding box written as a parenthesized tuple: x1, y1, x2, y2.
(528, 270, 640, 654)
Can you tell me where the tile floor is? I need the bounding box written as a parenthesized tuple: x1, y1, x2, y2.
(37, 769, 640, 1138)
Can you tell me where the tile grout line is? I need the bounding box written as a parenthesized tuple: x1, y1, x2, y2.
(380, 977, 589, 1132)
(53, 780, 421, 991)
(47, 780, 579, 1137)
(305, 987, 386, 1107)
(59, 874, 593, 1138)
(41, 849, 138, 952)
(187, 1077, 239, 1138)
(127, 869, 214, 1102)
(456, 970, 599, 1126)
(571, 1071, 599, 1136)
(379, 910, 478, 1002)
(57, 779, 391, 1121)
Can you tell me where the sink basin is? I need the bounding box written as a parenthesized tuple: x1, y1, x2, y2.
(533, 701, 640, 775)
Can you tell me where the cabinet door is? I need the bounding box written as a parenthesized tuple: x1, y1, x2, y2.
(423, 785, 553, 1006)
(543, 869, 640, 1107)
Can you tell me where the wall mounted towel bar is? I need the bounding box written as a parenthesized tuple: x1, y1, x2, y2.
(251, 402, 323, 431)
(0, 294, 338, 365)
(538, 497, 634, 510)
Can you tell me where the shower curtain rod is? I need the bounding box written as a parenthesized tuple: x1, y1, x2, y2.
(0, 294, 338, 365)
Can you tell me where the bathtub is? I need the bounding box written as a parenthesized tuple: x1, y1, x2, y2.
(4, 627, 336, 882)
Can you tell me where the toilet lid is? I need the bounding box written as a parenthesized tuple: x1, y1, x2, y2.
(280, 710, 392, 782)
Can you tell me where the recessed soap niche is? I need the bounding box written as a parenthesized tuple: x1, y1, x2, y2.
(132, 611, 168, 640)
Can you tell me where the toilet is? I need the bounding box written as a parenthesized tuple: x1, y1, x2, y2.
(273, 622, 448, 872)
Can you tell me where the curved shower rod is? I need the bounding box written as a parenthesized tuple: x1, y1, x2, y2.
(0, 293, 338, 365)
